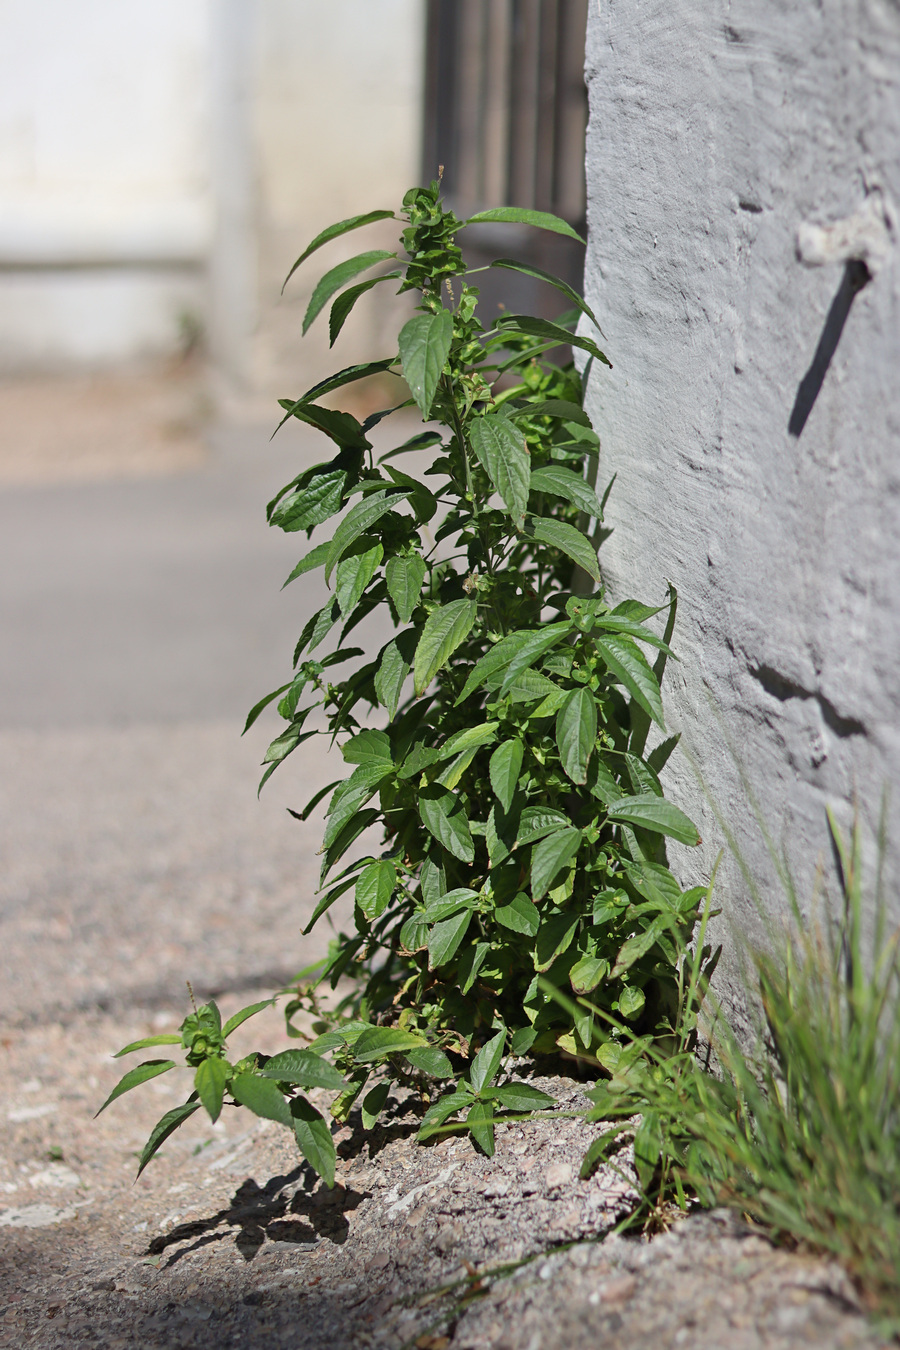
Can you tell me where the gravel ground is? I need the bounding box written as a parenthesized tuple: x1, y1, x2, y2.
(0, 376, 890, 1348)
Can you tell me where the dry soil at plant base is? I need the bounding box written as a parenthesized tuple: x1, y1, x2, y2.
(0, 381, 890, 1348)
(0, 998, 886, 1350)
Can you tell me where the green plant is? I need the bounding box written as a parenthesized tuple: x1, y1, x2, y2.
(102, 182, 705, 1173)
(581, 810, 900, 1328)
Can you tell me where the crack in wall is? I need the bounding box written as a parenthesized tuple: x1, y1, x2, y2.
(748, 664, 866, 739)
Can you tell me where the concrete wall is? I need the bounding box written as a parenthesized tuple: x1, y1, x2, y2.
(580, 1, 900, 957)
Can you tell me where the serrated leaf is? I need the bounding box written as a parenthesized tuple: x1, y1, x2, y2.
(96, 1060, 176, 1116)
(325, 490, 405, 584)
(405, 1046, 455, 1079)
(398, 309, 454, 418)
(260, 1049, 345, 1090)
(222, 1000, 274, 1038)
(414, 599, 477, 694)
(595, 636, 665, 729)
(373, 631, 415, 718)
(385, 552, 427, 623)
(136, 1101, 200, 1178)
(342, 728, 393, 765)
(418, 786, 475, 862)
(417, 1090, 472, 1141)
(270, 470, 346, 533)
(438, 722, 499, 760)
(555, 687, 597, 785)
(530, 465, 604, 517)
(421, 887, 478, 921)
(608, 794, 699, 846)
(469, 412, 530, 526)
(231, 1073, 293, 1127)
(531, 827, 582, 902)
(516, 804, 571, 847)
(618, 985, 646, 1020)
(491, 1083, 555, 1113)
(495, 891, 540, 936)
(465, 206, 585, 243)
(466, 1099, 495, 1155)
(291, 1098, 336, 1187)
(360, 1081, 390, 1131)
(335, 540, 383, 616)
(428, 908, 473, 969)
(527, 517, 600, 584)
(113, 1034, 181, 1058)
(355, 859, 396, 920)
(569, 955, 608, 995)
(470, 1028, 505, 1094)
(353, 1027, 429, 1062)
(498, 622, 572, 695)
(302, 250, 396, 334)
(283, 209, 394, 290)
(489, 739, 524, 813)
(195, 1056, 230, 1123)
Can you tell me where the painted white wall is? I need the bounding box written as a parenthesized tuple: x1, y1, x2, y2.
(580, 1, 900, 980)
(0, 0, 211, 369)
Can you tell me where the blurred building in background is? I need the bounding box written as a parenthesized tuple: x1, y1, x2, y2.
(0, 0, 587, 409)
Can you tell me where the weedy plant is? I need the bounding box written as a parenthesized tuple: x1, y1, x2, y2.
(101, 182, 708, 1180)
(577, 808, 900, 1328)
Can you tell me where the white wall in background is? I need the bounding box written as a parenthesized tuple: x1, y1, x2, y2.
(580, 1, 900, 986)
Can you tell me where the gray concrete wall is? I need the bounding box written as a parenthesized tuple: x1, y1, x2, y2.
(580, 1, 900, 959)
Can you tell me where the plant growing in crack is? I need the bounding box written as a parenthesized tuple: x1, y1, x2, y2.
(103, 182, 711, 1174)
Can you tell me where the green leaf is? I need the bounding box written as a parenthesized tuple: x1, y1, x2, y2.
(498, 621, 572, 695)
(489, 739, 524, 813)
(260, 1049, 345, 1090)
(489, 258, 601, 331)
(418, 1090, 472, 1141)
(405, 1046, 455, 1079)
(570, 955, 608, 995)
(438, 722, 499, 760)
(495, 891, 540, 936)
(527, 517, 600, 584)
(355, 859, 396, 920)
(419, 786, 475, 862)
(136, 1101, 200, 1178)
(510, 1026, 537, 1057)
(279, 403, 369, 451)
(421, 887, 478, 921)
(414, 599, 477, 694)
(612, 917, 667, 977)
(96, 1060, 176, 1116)
(634, 1109, 663, 1189)
(353, 1027, 429, 1062)
(428, 908, 473, 969)
(618, 985, 646, 1020)
(591, 616, 676, 655)
(534, 912, 580, 971)
(607, 794, 699, 846)
(113, 1034, 181, 1058)
(361, 1082, 390, 1131)
(342, 728, 393, 766)
(303, 251, 396, 334)
(325, 490, 405, 583)
(385, 552, 427, 623)
(290, 359, 399, 408)
(283, 541, 332, 589)
(491, 1083, 555, 1113)
(283, 209, 394, 290)
(464, 206, 585, 243)
(466, 1099, 495, 1156)
(470, 1028, 506, 1093)
(330, 272, 402, 344)
(454, 630, 532, 704)
(531, 827, 582, 901)
(495, 314, 611, 368)
(469, 412, 530, 527)
(373, 636, 413, 719)
(270, 470, 346, 533)
(579, 1124, 632, 1179)
(530, 465, 604, 517)
(222, 1000, 274, 1038)
(231, 1073, 293, 1127)
(336, 540, 383, 616)
(195, 1057, 230, 1123)
(516, 804, 571, 847)
(291, 1098, 337, 1188)
(555, 687, 597, 785)
(398, 308, 454, 418)
(595, 636, 665, 729)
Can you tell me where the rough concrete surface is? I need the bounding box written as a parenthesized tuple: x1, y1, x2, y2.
(0, 379, 890, 1346)
(580, 2, 900, 964)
